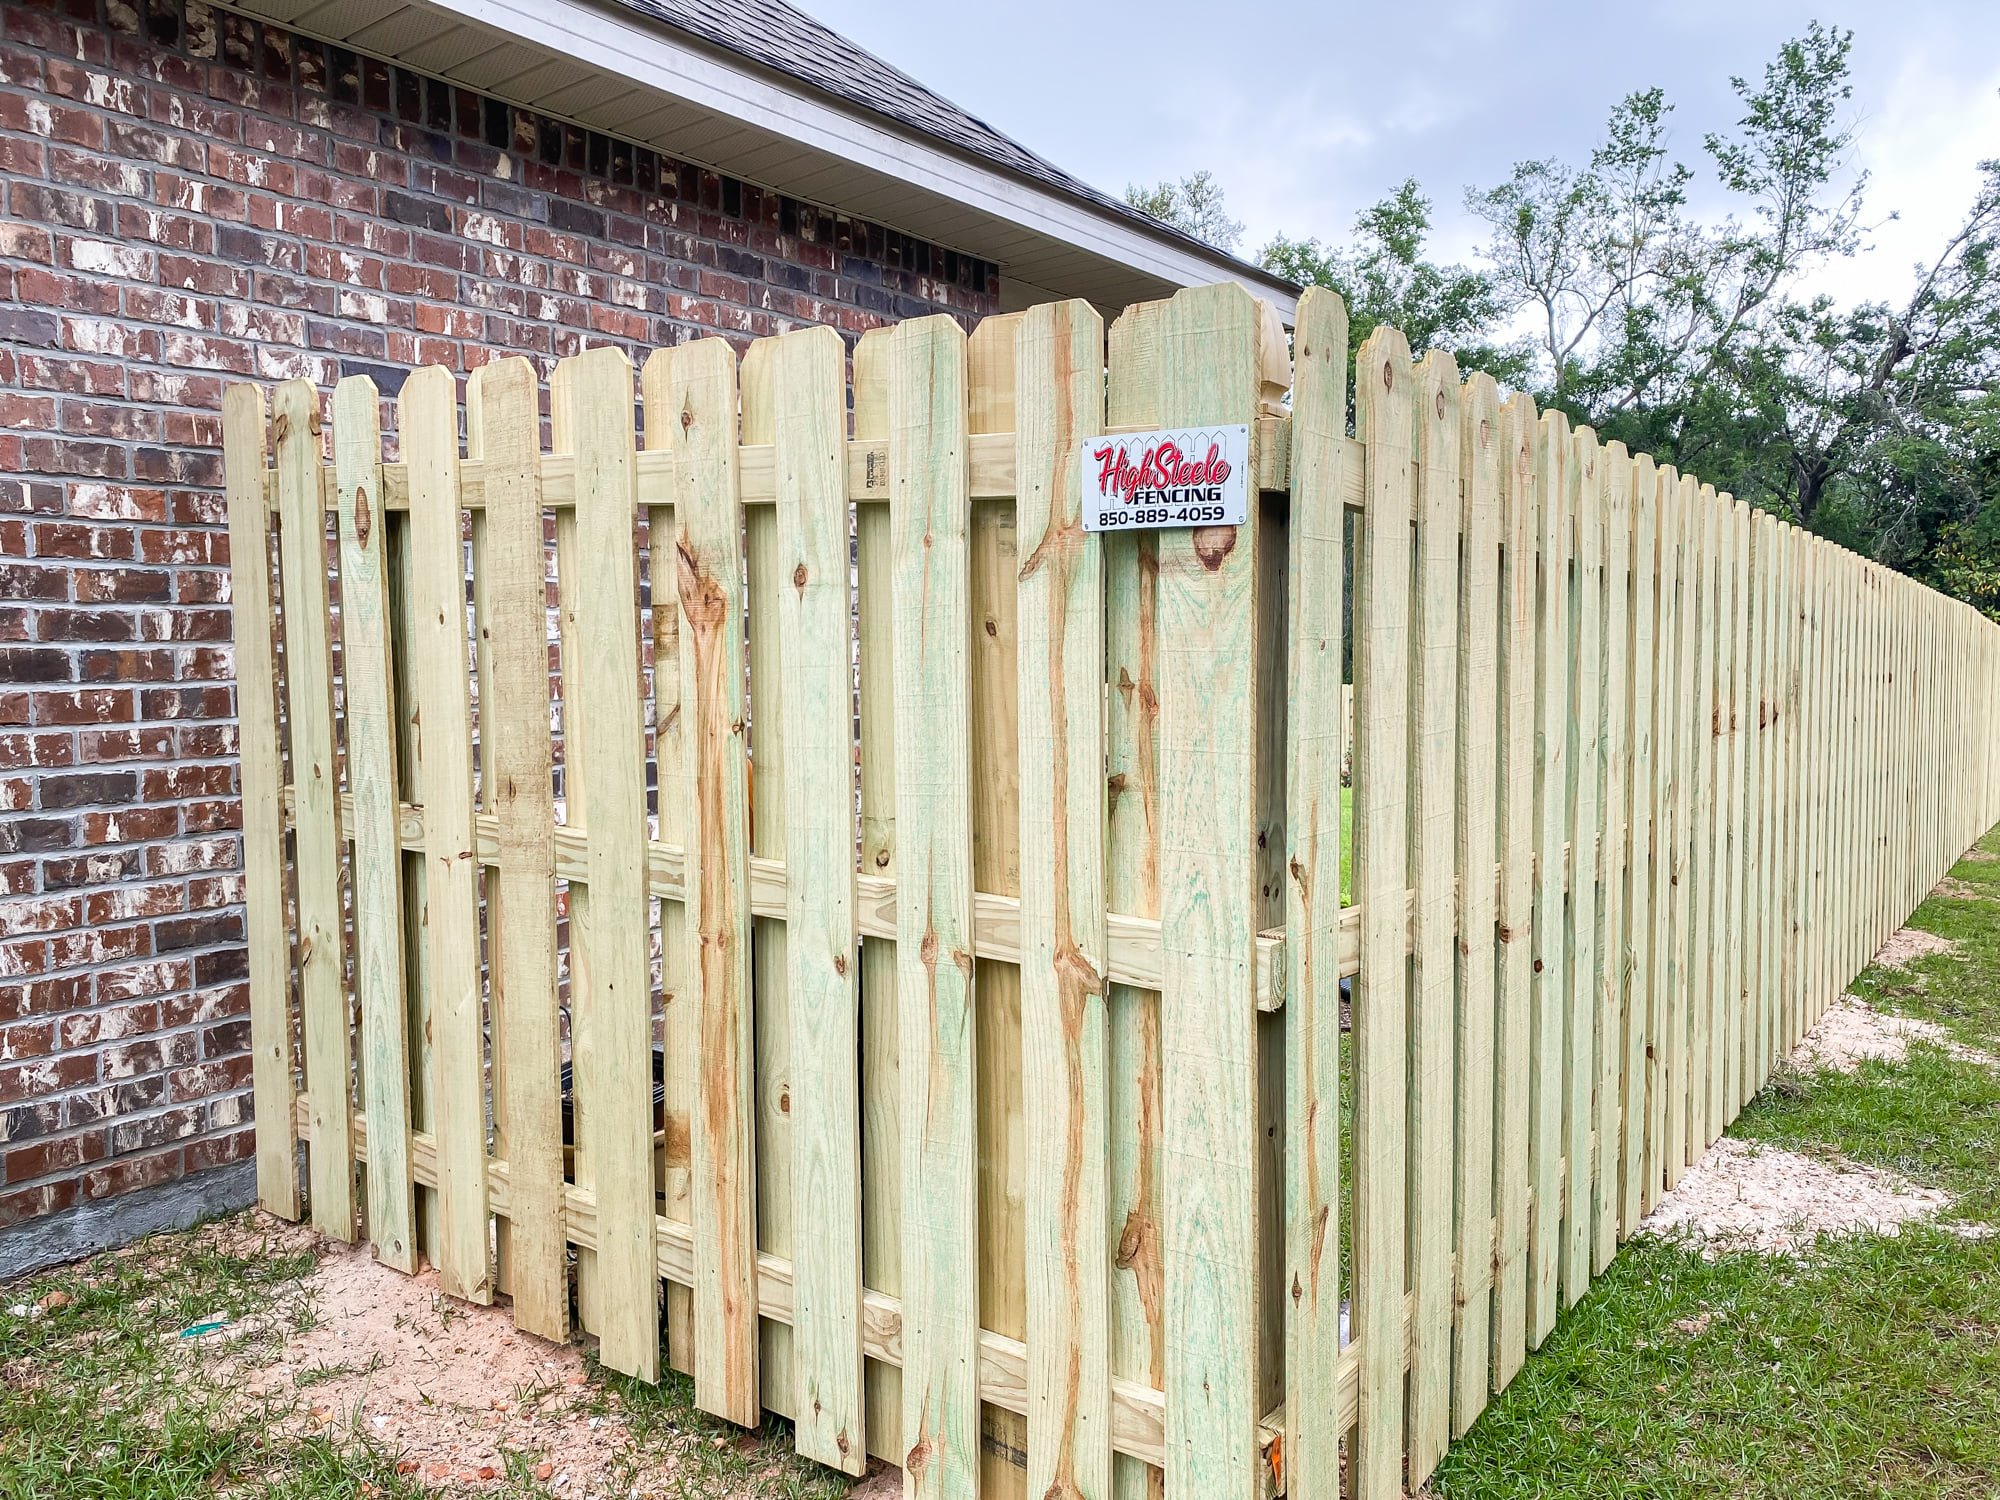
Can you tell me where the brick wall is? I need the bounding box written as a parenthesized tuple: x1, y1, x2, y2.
(0, 0, 1001, 1230)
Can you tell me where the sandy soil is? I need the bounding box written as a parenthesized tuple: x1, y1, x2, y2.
(1637, 1138, 1951, 1258)
(201, 1239, 621, 1493)
(1870, 926, 1962, 967)
(1794, 994, 1999, 1072)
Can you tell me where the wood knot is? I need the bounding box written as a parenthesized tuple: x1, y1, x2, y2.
(1381, 359, 1394, 390)
(793, 562, 808, 592)
(833, 952, 847, 976)
(1435, 390, 1446, 420)
(1192, 525, 1237, 572)
(353, 485, 372, 546)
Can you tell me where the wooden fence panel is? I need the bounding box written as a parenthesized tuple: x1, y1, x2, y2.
(225, 286, 2000, 1500)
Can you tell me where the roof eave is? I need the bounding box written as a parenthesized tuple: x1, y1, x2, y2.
(239, 0, 1298, 321)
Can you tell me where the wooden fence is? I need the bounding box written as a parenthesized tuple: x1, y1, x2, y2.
(224, 282, 2000, 1500)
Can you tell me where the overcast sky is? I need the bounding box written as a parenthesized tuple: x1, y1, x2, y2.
(803, 0, 1999, 310)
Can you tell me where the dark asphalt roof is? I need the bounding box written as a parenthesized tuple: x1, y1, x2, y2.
(610, 0, 1261, 270)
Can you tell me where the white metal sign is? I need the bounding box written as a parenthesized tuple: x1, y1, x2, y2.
(1079, 424, 1250, 532)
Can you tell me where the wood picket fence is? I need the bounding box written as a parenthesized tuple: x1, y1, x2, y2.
(224, 282, 2000, 1500)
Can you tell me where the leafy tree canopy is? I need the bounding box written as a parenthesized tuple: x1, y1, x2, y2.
(1122, 24, 2000, 617)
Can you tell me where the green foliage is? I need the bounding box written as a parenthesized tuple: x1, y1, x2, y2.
(1259, 180, 1532, 388)
(1123, 168, 1243, 253)
(1163, 23, 2000, 615)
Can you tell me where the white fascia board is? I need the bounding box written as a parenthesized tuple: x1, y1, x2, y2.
(413, 0, 1298, 320)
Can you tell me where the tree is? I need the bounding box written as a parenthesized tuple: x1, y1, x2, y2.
(1124, 169, 1244, 253)
(1133, 27, 2000, 616)
(1259, 180, 1532, 387)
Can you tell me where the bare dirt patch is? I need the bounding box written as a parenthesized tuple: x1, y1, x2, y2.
(1637, 1138, 1949, 1257)
(182, 1227, 881, 1497)
(197, 1237, 618, 1493)
(1870, 926, 1962, 968)
(1934, 876, 1993, 901)
(1796, 995, 1999, 1073)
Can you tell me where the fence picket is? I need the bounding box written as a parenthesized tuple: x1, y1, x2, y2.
(334, 376, 415, 1272)
(667, 337, 757, 1412)
(741, 336, 797, 1422)
(1490, 391, 1539, 1388)
(966, 309, 1029, 1500)
(1018, 298, 1112, 1500)
(637, 351, 696, 1377)
(1562, 425, 1602, 1306)
(1353, 324, 1416, 1500)
(223, 386, 298, 1220)
(1103, 299, 1168, 1500)
(471, 359, 560, 1322)
(273, 377, 354, 1242)
(1451, 370, 1501, 1435)
(1527, 408, 1570, 1346)
(773, 324, 867, 1475)
(1621, 453, 1658, 1231)
(854, 324, 906, 1468)
(1283, 287, 1349, 1497)
(1408, 349, 1461, 1484)
(1595, 441, 1631, 1273)
(1157, 282, 1268, 1500)
(889, 315, 980, 1500)
(566, 347, 661, 1385)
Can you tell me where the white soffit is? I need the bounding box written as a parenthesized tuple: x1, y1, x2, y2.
(225, 0, 1298, 322)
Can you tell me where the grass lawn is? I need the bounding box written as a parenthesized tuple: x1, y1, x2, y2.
(1430, 819, 2000, 1499)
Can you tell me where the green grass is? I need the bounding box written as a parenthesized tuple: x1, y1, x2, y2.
(1431, 820, 2000, 1499)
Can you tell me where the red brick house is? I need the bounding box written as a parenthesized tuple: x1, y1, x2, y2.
(0, 0, 1294, 1270)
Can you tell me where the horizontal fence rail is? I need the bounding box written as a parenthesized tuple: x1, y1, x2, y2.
(225, 282, 2000, 1500)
